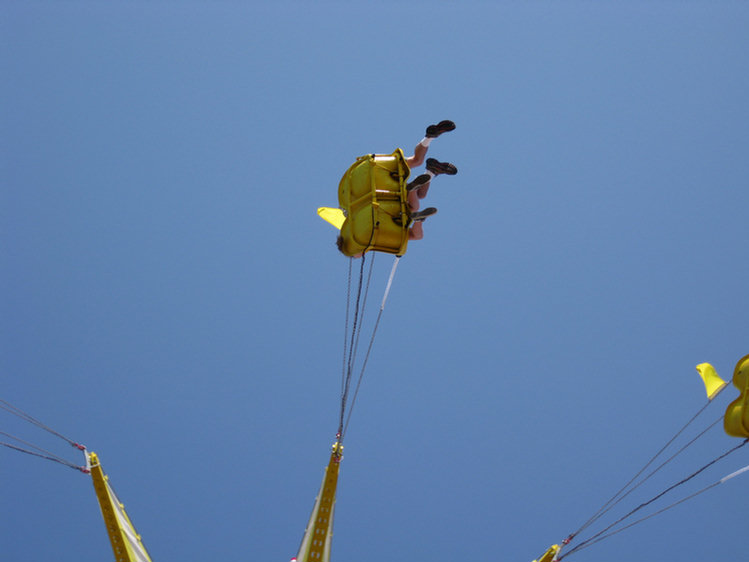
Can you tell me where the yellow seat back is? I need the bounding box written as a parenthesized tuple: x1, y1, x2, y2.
(338, 149, 411, 257)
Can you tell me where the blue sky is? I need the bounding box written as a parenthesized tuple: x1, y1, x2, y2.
(2, 2, 748, 561)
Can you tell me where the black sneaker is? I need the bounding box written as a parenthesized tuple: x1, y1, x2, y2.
(411, 207, 438, 222)
(426, 158, 458, 176)
(406, 174, 431, 191)
(425, 120, 456, 138)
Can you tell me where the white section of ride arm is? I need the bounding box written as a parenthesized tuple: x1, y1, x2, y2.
(380, 256, 400, 310)
(721, 463, 749, 484)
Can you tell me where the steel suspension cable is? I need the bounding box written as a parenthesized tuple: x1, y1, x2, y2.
(338, 254, 375, 439)
(346, 253, 376, 389)
(0, 398, 85, 451)
(0, 432, 87, 472)
(567, 392, 723, 542)
(562, 467, 743, 556)
(336, 199, 385, 440)
(340, 257, 353, 408)
(342, 256, 401, 439)
(560, 438, 749, 559)
(572, 412, 724, 547)
(339, 257, 363, 437)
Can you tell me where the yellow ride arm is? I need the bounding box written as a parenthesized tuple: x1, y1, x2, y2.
(87, 452, 153, 562)
(294, 442, 343, 562)
(532, 544, 561, 562)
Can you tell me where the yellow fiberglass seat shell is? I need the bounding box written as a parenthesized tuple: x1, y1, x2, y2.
(724, 354, 749, 438)
(338, 149, 412, 257)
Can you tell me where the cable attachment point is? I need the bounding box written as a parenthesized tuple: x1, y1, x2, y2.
(331, 441, 344, 463)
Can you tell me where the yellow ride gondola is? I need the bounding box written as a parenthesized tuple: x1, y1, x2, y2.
(724, 354, 749, 438)
(319, 149, 413, 257)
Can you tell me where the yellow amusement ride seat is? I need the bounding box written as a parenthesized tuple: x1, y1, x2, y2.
(319, 149, 413, 257)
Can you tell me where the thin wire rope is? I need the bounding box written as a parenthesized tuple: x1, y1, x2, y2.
(338, 164, 402, 440)
(569, 393, 721, 540)
(339, 257, 364, 436)
(578, 412, 724, 536)
(340, 257, 353, 408)
(565, 483, 718, 555)
(564, 460, 749, 559)
(0, 398, 81, 448)
(0, 431, 80, 468)
(338, 255, 373, 438)
(347, 253, 376, 383)
(0, 430, 73, 464)
(561, 438, 748, 559)
(340, 256, 375, 441)
(345, 256, 367, 377)
(343, 187, 379, 386)
(342, 256, 400, 439)
(0, 440, 85, 472)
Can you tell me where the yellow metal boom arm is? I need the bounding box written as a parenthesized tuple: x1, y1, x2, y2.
(294, 442, 344, 562)
(87, 451, 153, 562)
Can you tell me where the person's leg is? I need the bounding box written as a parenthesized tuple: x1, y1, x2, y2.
(406, 140, 428, 168)
(405, 120, 455, 168)
(408, 189, 421, 212)
(408, 207, 438, 240)
(407, 158, 458, 199)
(406, 173, 430, 193)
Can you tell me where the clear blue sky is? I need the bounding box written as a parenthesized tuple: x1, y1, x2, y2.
(2, 2, 748, 561)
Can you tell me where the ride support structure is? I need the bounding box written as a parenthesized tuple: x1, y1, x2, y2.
(87, 451, 153, 562)
(293, 442, 344, 562)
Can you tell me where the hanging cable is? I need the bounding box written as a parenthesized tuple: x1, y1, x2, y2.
(563, 469, 736, 555)
(572, 411, 724, 549)
(342, 256, 400, 438)
(566, 393, 724, 543)
(1, 398, 88, 474)
(336, 254, 401, 443)
(1, 436, 88, 473)
(0, 398, 85, 450)
(340, 257, 354, 411)
(346, 253, 376, 393)
(560, 439, 749, 559)
(338, 253, 375, 440)
(607, 414, 724, 505)
(338, 255, 364, 437)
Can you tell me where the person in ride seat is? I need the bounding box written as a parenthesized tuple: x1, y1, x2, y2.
(336, 120, 458, 254)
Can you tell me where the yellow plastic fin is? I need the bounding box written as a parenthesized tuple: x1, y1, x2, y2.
(724, 354, 749, 438)
(317, 207, 345, 230)
(696, 362, 728, 400)
(532, 544, 560, 562)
